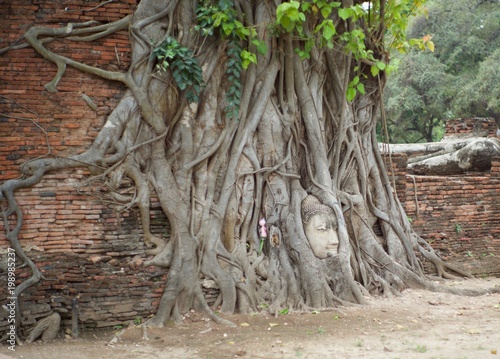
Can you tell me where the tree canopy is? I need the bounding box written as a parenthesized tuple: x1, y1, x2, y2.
(383, 0, 500, 143)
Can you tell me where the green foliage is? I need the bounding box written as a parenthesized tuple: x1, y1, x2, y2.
(195, 0, 266, 119)
(151, 37, 204, 104)
(225, 41, 243, 120)
(276, 0, 342, 51)
(347, 75, 365, 102)
(279, 307, 289, 315)
(383, 51, 449, 143)
(276, 1, 305, 33)
(276, 0, 430, 102)
(413, 345, 428, 353)
(454, 48, 500, 119)
(159, 0, 435, 112)
(384, 0, 500, 143)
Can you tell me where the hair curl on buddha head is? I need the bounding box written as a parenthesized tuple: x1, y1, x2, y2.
(301, 195, 335, 224)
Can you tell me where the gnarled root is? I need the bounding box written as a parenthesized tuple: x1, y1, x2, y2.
(417, 238, 474, 279)
(25, 312, 61, 343)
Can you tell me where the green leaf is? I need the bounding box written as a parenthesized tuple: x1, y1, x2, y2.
(356, 82, 365, 95)
(376, 61, 386, 70)
(213, 12, 228, 28)
(241, 49, 257, 69)
(279, 308, 289, 315)
(322, 20, 336, 41)
(321, 6, 331, 19)
(276, 0, 302, 32)
(295, 48, 310, 60)
(301, 2, 311, 12)
(338, 8, 353, 20)
(222, 22, 234, 36)
(280, 17, 294, 32)
(346, 87, 356, 102)
(252, 39, 268, 55)
(370, 65, 380, 77)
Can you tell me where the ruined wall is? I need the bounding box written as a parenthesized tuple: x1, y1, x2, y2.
(383, 120, 500, 277)
(1, 0, 500, 338)
(0, 0, 171, 335)
(445, 118, 499, 138)
(404, 169, 500, 276)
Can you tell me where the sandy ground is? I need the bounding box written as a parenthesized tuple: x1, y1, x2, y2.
(1, 277, 499, 359)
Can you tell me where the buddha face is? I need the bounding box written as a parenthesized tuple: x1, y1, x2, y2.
(301, 195, 340, 259)
(303, 212, 339, 259)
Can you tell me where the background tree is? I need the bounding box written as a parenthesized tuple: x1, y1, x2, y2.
(383, 51, 450, 143)
(2, 0, 496, 333)
(383, 0, 500, 143)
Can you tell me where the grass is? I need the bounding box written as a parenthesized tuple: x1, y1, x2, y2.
(413, 345, 428, 353)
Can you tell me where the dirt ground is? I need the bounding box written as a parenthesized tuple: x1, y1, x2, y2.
(1, 277, 499, 359)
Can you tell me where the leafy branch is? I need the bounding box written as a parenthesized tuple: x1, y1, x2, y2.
(195, 0, 267, 119)
(151, 37, 204, 104)
(275, 0, 434, 102)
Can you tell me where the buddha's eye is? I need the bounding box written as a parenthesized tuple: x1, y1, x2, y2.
(316, 224, 327, 231)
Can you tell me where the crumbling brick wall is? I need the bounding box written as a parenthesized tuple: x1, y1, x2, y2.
(381, 119, 500, 276)
(445, 118, 498, 138)
(405, 172, 500, 276)
(0, 0, 171, 333)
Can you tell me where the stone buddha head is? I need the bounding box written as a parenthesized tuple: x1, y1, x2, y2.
(301, 195, 339, 259)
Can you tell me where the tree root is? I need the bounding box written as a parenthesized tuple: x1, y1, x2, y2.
(418, 240, 474, 279)
(25, 313, 61, 343)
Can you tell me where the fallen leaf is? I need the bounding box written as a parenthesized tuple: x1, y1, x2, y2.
(240, 323, 250, 327)
(269, 323, 280, 327)
(490, 349, 497, 354)
(467, 328, 481, 334)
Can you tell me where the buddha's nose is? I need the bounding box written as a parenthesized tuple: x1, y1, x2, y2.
(328, 233, 339, 246)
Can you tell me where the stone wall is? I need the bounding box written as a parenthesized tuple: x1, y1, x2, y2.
(404, 168, 500, 276)
(1, 0, 500, 337)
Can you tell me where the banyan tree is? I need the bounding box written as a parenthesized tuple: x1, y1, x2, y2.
(2, 0, 496, 330)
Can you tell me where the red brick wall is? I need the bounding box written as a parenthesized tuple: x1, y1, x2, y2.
(405, 174, 500, 276)
(382, 120, 500, 277)
(0, 0, 171, 334)
(445, 118, 498, 138)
